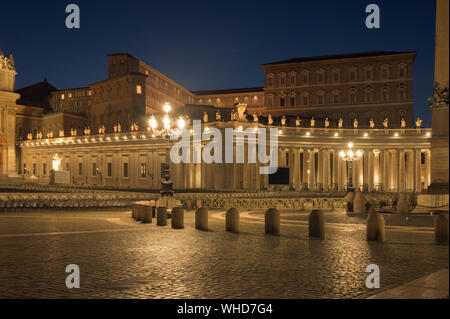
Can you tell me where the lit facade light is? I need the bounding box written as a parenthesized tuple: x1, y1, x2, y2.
(426, 132, 431, 137)
(306, 132, 310, 136)
(394, 133, 399, 137)
(163, 116, 171, 130)
(334, 133, 339, 137)
(163, 102, 171, 113)
(177, 116, 186, 129)
(149, 116, 157, 130)
(278, 130, 283, 135)
(363, 133, 368, 137)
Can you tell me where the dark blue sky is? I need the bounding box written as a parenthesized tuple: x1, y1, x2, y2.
(0, 0, 437, 125)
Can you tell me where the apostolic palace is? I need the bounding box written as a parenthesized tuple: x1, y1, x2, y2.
(0, 3, 448, 200)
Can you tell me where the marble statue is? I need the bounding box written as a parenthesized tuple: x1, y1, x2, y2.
(338, 117, 343, 128)
(216, 111, 221, 121)
(117, 123, 121, 133)
(369, 118, 375, 128)
(252, 113, 259, 123)
(415, 117, 422, 128)
(231, 110, 237, 121)
(353, 118, 358, 128)
(52, 153, 63, 171)
(296, 116, 301, 127)
(235, 103, 248, 122)
(324, 117, 330, 128)
(203, 112, 208, 123)
(59, 130, 64, 137)
(401, 118, 406, 128)
(310, 117, 315, 127)
(281, 116, 286, 126)
(383, 117, 389, 128)
(268, 114, 273, 125)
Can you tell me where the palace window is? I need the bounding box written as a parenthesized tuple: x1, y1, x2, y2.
(280, 76, 285, 86)
(61, 94, 65, 100)
(382, 65, 390, 79)
(366, 69, 373, 80)
(136, 85, 142, 95)
(317, 72, 324, 83)
(78, 163, 83, 176)
(333, 94, 339, 104)
(349, 70, 356, 81)
(33, 163, 36, 175)
(333, 70, 341, 82)
(290, 97, 295, 107)
(92, 163, 97, 177)
(23, 164, 27, 174)
(123, 163, 129, 178)
(290, 75, 296, 86)
(318, 95, 324, 105)
(399, 65, 406, 78)
(280, 98, 285, 107)
(303, 95, 309, 105)
(302, 72, 309, 84)
(140, 163, 147, 178)
(43, 163, 47, 175)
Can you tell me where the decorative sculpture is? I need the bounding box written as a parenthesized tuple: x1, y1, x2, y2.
(324, 117, 330, 128)
(117, 123, 121, 133)
(353, 118, 358, 128)
(281, 116, 286, 126)
(252, 113, 259, 123)
(428, 82, 449, 108)
(236, 103, 248, 122)
(415, 117, 422, 128)
(0, 50, 15, 71)
(27, 132, 32, 140)
(382, 117, 389, 128)
(369, 118, 375, 128)
(52, 153, 63, 171)
(202, 112, 208, 123)
(296, 116, 301, 127)
(400, 118, 406, 128)
(310, 117, 315, 127)
(59, 130, 64, 137)
(268, 114, 273, 125)
(230, 110, 237, 121)
(338, 117, 343, 128)
(216, 111, 221, 121)
(113, 124, 118, 133)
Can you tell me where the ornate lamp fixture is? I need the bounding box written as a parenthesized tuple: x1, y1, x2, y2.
(339, 142, 362, 191)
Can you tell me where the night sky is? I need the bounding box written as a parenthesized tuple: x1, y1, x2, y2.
(0, 0, 437, 126)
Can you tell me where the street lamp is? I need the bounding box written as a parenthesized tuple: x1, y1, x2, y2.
(339, 142, 362, 191)
(147, 103, 187, 198)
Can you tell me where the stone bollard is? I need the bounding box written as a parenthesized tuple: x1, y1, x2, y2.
(366, 212, 385, 241)
(157, 206, 167, 226)
(195, 207, 208, 231)
(171, 207, 185, 229)
(226, 208, 240, 233)
(435, 212, 449, 245)
(309, 210, 325, 239)
(142, 204, 152, 224)
(396, 193, 410, 214)
(353, 192, 367, 214)
(265, 208, 280, 235)
(132, 203, 143, 221)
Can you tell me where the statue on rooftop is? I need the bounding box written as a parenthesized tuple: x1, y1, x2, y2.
(369, 118, 375, 128)
(215, 111, 221, 121)
(353, 118, 358, 128)
(400, 118, 406, 128)
(281, 116, 286, 126)
(338, 117, 343, 128)
(296, 116, 301, 127)
(383, 117, 389, 128)
(252, 113, 259, 123)
(236, 103, 248, 122)
(310, 117, 315, 127)
(202, 112, 208, 123)
(415, 117, 422, 128)
(324, 117, 330, 128)
(268, 114, 273, 125)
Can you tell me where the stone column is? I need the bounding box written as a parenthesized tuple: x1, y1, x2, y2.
(425, 150, 431, 188)
(368, 150, 374, 191)
(390, 150, 398, 191)
(406, 150, 415, 191)
(363, 151, 369, 191)
(322, 149, 330, 191)
(398, 149, 406, 192)
(293, 149, 301, 190)
(333, 149, 339, 190)
(382, 149, 390, 191)
(373, 150, 380, 191)
(317, 149, 324, 191)
(414, 149, 422, 192)
(337, 153, 345, 190)
(308, 149, 316, 190)
(302, 149, 309, 189)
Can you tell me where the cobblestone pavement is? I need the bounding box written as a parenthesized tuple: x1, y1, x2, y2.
(0, 209, 447, 299)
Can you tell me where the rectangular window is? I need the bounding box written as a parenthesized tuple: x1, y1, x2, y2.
(399, 68, 405, 77)
(78, 163, 83, 176)
(290, 97, 295, 106)
(92, 163, 97, 176)
(333, 95, 339, 104)
(317, 74, 324, 83)
(43, 163, 47, 175)
(366, 70, 372, 80)
(107, 163, 112, 177)
(23, 163, 27, 174)
(280, 77, 285, 86)
(350, 94, 356, 103)
(136, 85, 142, 95)
(350, 71, 355, 81)
(382, 69, 388, 79)
(303, 96, 308, 105)
(33, 163, 36, 175)
(280, 98, 285, 107)
(303, 75, 308, 83)
(66, 163, 69, 171)
(290, 76, 295, 85)
(123, 163, 129, 177)
(318, 96, 324, 104)
(140, 163, 147, 178)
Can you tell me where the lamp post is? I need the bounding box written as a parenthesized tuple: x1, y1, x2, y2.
(339, 142, 362, 192)
(148, 102, 186, 197)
